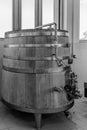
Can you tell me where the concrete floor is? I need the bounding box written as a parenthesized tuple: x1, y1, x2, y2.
(0, 98, 87, 130)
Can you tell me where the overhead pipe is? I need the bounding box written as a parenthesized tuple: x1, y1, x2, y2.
(12, 0, 22, 31)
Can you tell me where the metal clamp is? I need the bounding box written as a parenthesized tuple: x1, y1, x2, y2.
(35, 22, 57, 41)
(52, 87, 63, 93)
(51, 54, 67, 67)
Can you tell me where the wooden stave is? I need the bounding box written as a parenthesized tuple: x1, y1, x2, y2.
(3, 37, 70, 71)
(2, 69, 71, 110)
(5, 29, 69, 38)
(2, 29, 72, 113)
(3, 45, 69, 73)
(1, 97, 74, 114)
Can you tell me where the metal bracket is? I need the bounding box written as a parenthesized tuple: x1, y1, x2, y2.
(35, 22, 57, 41)
(52, 87, 63, 93)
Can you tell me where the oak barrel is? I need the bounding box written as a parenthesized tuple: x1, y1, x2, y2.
(1, 29, 74, 129)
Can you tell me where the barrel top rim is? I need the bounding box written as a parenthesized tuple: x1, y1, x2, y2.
(5, 29, 69, 38)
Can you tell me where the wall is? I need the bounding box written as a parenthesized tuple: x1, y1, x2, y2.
(72, 41, 87, 95)
(76, 42, 87, 94)
(67, 0, 87, 95)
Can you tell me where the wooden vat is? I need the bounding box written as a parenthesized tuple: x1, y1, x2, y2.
(1, 29, 74, 130)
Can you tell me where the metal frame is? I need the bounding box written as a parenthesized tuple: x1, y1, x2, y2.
(35, 0, 42, 27)
(5, 29, 69, 38)
(54, 0, 67, 30)
(12, 0, 21, 31)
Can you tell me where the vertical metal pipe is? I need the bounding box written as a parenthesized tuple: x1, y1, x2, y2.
(59, 0, 63, 30)
(54, 0, 63, 30)
(39, 0, 42, 26)
(72, 0, 74, 56)
(35, 0, 39, 27)
(54, 0, 59, 29)
(12, 0, 21, 31)
(35, 0, 42, 27)
(58, 0, 61, 29)
(54, 0, 67, 30)
(62, 0, 67, 30)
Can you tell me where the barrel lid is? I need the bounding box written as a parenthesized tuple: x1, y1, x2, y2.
(5, 29, 69, 38)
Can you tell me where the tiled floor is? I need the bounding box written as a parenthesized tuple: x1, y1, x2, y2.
(0, 98, 87, 130)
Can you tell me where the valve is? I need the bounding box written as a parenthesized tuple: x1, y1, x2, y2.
(68, 54, 77, 65)
(64, 71, 82, 100)
(68, 58, 73, 64)
(51, 54, 63, 67)
(72, 54, 77, 59)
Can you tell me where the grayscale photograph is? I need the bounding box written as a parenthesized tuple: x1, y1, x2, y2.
(0, 0, 86, 130)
